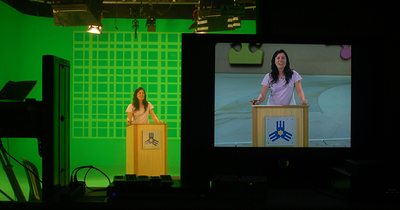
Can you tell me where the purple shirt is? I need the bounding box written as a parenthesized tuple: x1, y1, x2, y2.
(261, 70, 302, 105)
(126, 102, 154, 123)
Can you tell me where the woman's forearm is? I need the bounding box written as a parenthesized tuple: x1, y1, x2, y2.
(297, 91, 306, 101)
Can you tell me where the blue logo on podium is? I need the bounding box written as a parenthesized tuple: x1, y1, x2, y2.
(265, 117, 296, 146)
(145, 132, 159, 146)
(269, 121, 293, 141)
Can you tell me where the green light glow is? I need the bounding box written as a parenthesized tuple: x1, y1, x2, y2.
(0, 2, 256, 189)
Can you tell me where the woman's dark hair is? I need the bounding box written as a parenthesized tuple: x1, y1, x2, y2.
(132, 87, 148, 112)
(269, 49, 293, 85)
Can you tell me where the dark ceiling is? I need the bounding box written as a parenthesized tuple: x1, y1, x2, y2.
(2, 0, 257, 20)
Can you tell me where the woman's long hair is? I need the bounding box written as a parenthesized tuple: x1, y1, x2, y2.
(269, 49, 293, 86)
(132, 87, 148, 112)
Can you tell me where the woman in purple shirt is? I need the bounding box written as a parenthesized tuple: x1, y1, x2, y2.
(251, 49, 308, 105)
(126, 87, 163, 124)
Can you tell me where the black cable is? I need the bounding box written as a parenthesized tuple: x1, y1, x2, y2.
(0, 188, 15, 201)
(70, 165, 93, 186)
(114, 0, 119, 30)
(70, 165, 111, 191)
(6, 138, 10, 162)
(83, 166, 111, 191)
(0, 139, 42, 183)
(158, 1, 174, 16)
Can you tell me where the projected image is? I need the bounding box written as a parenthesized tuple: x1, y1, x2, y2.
(214, 43, 351, 147)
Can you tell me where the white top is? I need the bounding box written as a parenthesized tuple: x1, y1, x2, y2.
(125, 102, 154, 123)
(261, 70, 302, 105)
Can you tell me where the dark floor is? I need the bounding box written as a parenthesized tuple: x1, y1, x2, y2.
(1, 178, 399, 210)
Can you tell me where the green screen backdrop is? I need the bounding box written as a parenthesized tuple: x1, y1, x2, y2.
(0, 1, 256, 196)
(72, 31, 183, 178)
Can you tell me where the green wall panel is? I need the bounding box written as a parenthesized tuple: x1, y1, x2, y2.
(72, 31, 181, 140)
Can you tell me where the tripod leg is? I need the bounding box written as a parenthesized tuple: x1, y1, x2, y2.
(0, 138, 26, 201)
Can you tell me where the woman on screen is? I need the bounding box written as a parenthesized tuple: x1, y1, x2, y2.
(126, 87, 163, 124)
(251, 49, 308, 106)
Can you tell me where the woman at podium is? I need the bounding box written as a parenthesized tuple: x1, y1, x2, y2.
(126, 87, 163, 124)
(251, 49, 308, 106)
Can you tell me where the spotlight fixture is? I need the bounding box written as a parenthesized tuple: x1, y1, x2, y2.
(87, 25, 102, 34)
(146, 16, 156, 32)
(52, 1, 103, 27)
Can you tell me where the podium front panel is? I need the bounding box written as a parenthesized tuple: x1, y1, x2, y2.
(252, 105, 309, 147)
(126, 123, 168, 176)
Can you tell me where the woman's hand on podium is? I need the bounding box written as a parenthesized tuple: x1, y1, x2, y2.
(250, 99, 259, 105)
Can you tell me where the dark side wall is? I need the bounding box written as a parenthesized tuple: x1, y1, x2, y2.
(257, 1, 398, 161)
(256, 1, 395, 38)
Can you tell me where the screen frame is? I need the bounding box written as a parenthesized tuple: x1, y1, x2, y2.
(181, 33, 371, 182)
(213, 42, 351, 148)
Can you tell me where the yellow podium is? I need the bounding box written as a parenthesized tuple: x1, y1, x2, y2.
(126, 123, 168, 176)
(252, 105, 309, 147)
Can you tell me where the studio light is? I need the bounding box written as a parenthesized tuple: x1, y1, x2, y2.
(87, 25, 102, 34)
(146, 16, 156, 32)
(52, 0, 103, 27)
